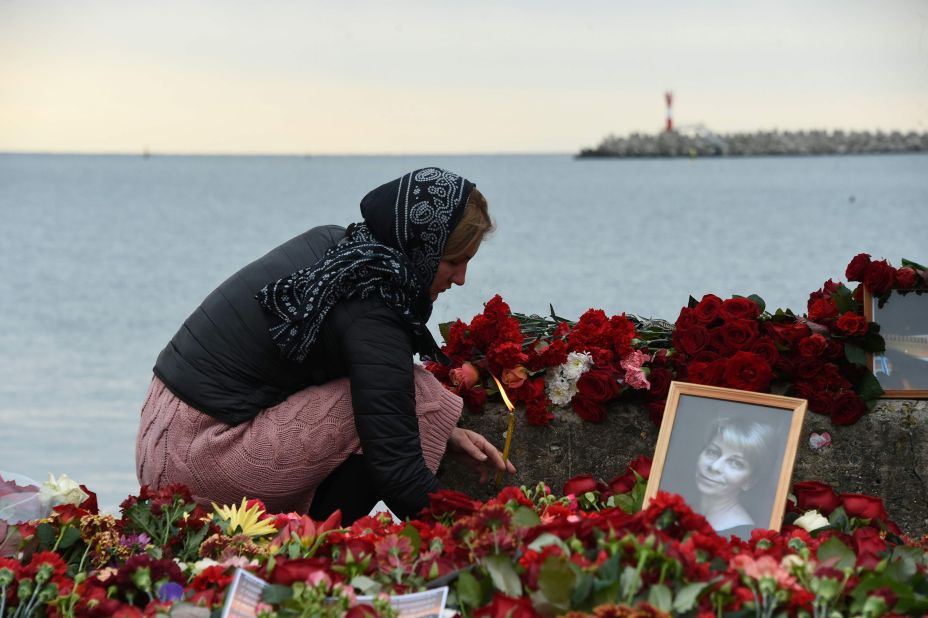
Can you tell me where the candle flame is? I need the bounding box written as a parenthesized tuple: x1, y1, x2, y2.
(491, 374, 515, 411)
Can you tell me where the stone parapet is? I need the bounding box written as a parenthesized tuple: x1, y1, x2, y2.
(438, 399, 928, 538)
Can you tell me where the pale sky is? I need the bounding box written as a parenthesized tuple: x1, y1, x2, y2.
(2, 0, 926, 154)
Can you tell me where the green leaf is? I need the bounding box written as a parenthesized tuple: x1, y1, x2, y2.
(901, 257, 927, 271)
(399, 523, 421, 558)
(456, 570, 483, 609)
(261, 584, 294, 605)
(538, 556, 576, 607)
(672, 582, 709, 613)
(511, 505, 541, 528)
(748, 294, 766, 313)
(647, 583, 672, 611)
(844, 342, 867, 367)
(833, 285, 856, 314)
(350, 575, 381, 595)
(817, 537, 856, 571)
(36, 523, 57, 549)
(438, 321, 452, 344)
(619, 566, 640, 601)
(57, 526, 82, 550)
(483, 554, 522, 597)
(860, 330, 885, 353)
(527, 532, 569, 554)
(570, 571, 594, 607)
(856, 371, 885, 402)
(687, 295, 699, 308)
(828, 506, 850, 532)
(593, 581, 621, 606)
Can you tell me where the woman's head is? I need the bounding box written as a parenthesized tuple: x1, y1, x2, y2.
(430, 188, 494, 301)
(695, 418, 774, 500)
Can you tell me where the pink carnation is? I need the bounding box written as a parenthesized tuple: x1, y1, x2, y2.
(620, 350, 651, 390)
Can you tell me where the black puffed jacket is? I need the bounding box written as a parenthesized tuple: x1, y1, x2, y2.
(153, 225, 441, 519)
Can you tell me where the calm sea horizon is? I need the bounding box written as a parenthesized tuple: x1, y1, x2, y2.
(2, 152, 926, 512)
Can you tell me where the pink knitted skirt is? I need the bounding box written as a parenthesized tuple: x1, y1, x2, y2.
(135, 365, 462, 515)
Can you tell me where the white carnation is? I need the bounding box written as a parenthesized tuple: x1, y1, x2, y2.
(561, 351, 593, 381)
(546, 375, 577, 407)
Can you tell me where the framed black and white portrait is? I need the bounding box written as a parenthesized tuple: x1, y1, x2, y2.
(642, 382, 807, 540)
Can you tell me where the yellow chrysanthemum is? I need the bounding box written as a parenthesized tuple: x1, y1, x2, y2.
(211, 497, 278, 538)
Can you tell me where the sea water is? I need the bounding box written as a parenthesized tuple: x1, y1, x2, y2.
(1, 152, 926, 511)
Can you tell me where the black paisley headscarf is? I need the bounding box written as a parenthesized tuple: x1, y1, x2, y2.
(256, 167, 475, 363)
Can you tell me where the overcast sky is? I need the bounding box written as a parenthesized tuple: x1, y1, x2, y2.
(2, 0, 926, 154)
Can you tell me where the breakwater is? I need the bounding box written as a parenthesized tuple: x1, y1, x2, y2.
(579, 129, 928, 158)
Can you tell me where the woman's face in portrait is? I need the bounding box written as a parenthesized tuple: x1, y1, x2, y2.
(695, 437, 754, 498)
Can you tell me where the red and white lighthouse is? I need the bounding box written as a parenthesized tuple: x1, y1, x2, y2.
(664, 91, 673, 132)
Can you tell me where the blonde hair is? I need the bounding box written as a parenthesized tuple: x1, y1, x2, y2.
(443, 188, 494, 261)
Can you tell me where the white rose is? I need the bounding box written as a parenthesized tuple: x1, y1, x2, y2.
(190, 557, 221, 575)
(793, 510, 830, 532)
(39, 473, 88, 508)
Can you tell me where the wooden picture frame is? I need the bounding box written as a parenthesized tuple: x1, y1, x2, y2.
(643, 382, 807, 540)
(862, 286, 928, 398)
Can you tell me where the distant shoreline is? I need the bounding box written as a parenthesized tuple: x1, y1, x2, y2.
(578, 129, 928, 158)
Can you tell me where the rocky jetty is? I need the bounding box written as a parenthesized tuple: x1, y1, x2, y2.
(579, 129, 928, 158)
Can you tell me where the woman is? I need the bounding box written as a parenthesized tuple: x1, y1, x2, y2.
(692, 417, 774, 539)
(136, 167, 514, 524)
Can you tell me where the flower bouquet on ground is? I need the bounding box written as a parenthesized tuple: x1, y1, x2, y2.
(425, 295, 676, 426)
(1, 466, 926, 617)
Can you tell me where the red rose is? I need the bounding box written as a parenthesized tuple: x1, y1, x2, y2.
(895, 267, 918, 289)
(851, 526, 888, 556)
(607, 470, 636, 495)
(830, 391, 867, 425)
(723, 351, 772, 391)
(674, 307, 699, 332)
(793, 480, 841, 514)
(475, 592, 541, 618)
(719, 297, 761, 321)
(627, 455, 652, 479)
(460, 386, 487, 414)
(647, 367, 672, 399)
(563, 474, 603, 496)
(765, 321, 810, 348)
(718, 319, 760, 352)
(449, 362, 480, 391)
(798, 334, 828, 358)
(846, 253, 872, 281)
(428, 489, 479, 517)
(647, 400, 666, 425)
(749, 338, 780, 367)
(840, 493, 889, 521)
(572, 396, 607, 422)
(807, 298, 838, 323)
(575, 368, 621, 403)
(673, 324, 711, 356)
(687, 359, 725, 386)
(693, 294, 723, 324)
(501, 365, 529, 390)
(863, 260, 895, 295)
(835, 312, 868, 337)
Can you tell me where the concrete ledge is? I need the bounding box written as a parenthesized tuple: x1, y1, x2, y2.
(437, 399, 928, 538)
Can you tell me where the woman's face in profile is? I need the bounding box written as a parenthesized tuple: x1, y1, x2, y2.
(695, 437, 753, 498)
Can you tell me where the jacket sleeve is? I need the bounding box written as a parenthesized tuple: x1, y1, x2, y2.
(334, 299, 442, 520)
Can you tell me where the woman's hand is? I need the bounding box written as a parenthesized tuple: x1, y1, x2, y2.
(447, 427, 517, 484)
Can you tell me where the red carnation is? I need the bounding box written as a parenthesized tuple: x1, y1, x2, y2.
(846, 253, 872, 281)
(895, 267, 918, 289)
(840, 493, 889, 521)
(428, 489, 479, 517)
(524, 396, 554, 426)
(863, 259, 895, 295)
(719, 297, 761, 321)
(835, 312, 868, 337)
(793, 480, 841, 514)
(723, 351, 772, 392)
